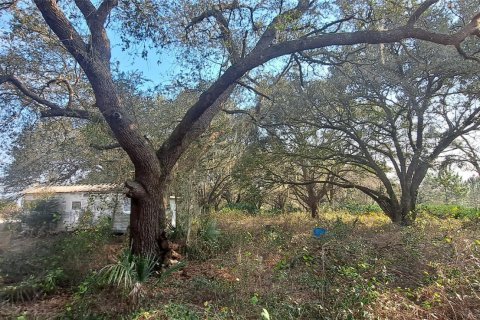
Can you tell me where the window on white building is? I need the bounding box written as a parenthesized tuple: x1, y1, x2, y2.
(72, 201, 82, 210)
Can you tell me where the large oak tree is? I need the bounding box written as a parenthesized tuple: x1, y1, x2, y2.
(1, 0, 479, 259)
(264, 41, 480, 224)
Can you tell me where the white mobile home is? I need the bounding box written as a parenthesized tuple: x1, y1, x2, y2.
(21, 184, 130, 232)
(21, 185, 178, 232)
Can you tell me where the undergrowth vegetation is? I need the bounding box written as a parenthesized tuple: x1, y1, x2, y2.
(417, 204, 480, 220)
(0, 217, 118, 305)
(1, 210, 480, 319)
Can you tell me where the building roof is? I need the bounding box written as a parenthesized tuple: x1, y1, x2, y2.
(22, 184, 120, 195)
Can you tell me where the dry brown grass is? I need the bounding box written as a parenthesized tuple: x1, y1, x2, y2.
(1, 210, 480, 319)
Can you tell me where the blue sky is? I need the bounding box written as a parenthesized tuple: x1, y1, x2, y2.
(109, 30, 179, 90)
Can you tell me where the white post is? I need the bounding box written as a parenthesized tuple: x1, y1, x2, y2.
(169, 196, 177, 228)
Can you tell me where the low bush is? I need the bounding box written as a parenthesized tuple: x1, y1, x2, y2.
(0, 216, 116, 304)
(97, 249, 158, 306)
(21, 198, 61, 233)
(186, 217, 227, 261)
(0, 268, 65, 302)
(51, 216, 114, 284)
(418, 204, 480, 219)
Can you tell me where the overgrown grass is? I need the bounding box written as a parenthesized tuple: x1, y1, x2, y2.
(2, 209, 480, 319)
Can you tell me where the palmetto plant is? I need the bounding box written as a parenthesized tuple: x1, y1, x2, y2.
(99, 249, 158, 303)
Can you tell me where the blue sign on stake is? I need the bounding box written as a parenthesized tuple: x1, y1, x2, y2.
(313, 227, 327, 238)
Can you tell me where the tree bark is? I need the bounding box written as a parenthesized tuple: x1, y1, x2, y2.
(130, 192, 167, 257)
(310, 201, 319, 219)
(126, 171, 171, 259)
(375, 193, 416, 225)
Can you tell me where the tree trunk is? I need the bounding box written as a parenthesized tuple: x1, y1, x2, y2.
(126, 165, 173, 261)
(130, 198, 163, 251)
(310, 201, 319, 219)
(376, 194, 416, 226)
(129, 187, 168, 260)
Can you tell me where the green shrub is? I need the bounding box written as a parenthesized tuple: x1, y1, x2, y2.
(0, 276, 41, 302)
(186, 217, 236, 261)
(1, 218, 112, 301)
(418, 204, 480, 219)
(166, 216, 189, 243)
(41, 267, 66, 293)
(49, 216, 113, 285)
(198, 218, 221, 243)
(21, 198, 61, 232)
(0, 268, 65, 302)
(163, 303, 200, 319)
(99, 250, 136, 289)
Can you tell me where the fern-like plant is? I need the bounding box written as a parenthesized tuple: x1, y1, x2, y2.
(135, 253, 158, 283)
(99, 249, 136, 289)
(98, 249, 158, 303)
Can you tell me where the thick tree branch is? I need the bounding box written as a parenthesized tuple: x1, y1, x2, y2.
(74, 0, 116, 63)
(1, 74, 98, 121)
(74, 0, 97, 23)
(97, 0, 118, 24)
(35, 0, 160, 179)
(1, 74, 62, 110)
(264, 23, 480, 61)
(34, 0, 89, 62)
(75, 0, 117, 27)
(158, 85, 236, 171)
(266, 174, 384, 203)
(40, 108, 96, 120)
(124, 180, 147, 199)
(162, 15, 480, 171)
